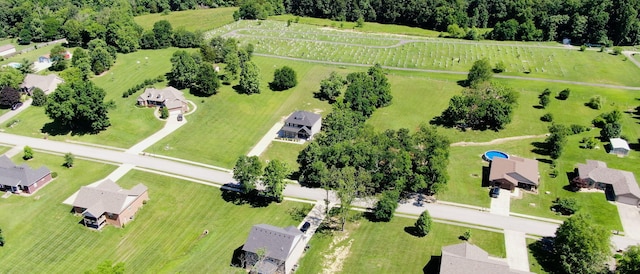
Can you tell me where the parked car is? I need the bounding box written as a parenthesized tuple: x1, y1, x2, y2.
(11, 102, 23, 110)
(300, 221, 311, 233)
(177, 114, 183, 121)
(490, 186, 500, 198)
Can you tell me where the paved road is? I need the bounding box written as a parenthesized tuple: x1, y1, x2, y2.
(1, 132, 639, 249)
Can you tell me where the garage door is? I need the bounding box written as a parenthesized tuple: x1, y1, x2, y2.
(617, 195, 640, 206)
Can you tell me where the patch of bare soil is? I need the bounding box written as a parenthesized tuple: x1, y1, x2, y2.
(321, 221, 360, 274)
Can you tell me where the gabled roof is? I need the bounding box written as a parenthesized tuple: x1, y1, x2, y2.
(242, 224, 304, 262)
(0, 155, 51, 187)
(20, 74, 64, 93)
(576, 160, 640, 198)
(285, 111, 321, 127)
(489, 157, 539, 186)
(138, 86, 187, 109)
(440, 242, 531, 274)
(72, 179, 147, 216)
(610, 138, 630, 151)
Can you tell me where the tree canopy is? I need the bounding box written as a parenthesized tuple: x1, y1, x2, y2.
(343, 64, 392, 117)
(0, 87, 21, 107)
(554, 213, 611, 274)
(270, 66, 297, 91)
(168, 50, 199, 90)
(262, 160, 288, 202)
(191, 64, 220, 96)
(315, 72, 346, 103)
(233, 155, 263, 194)
(467, 58, 492, 87)
(239, 61, 261, 94)
(45, 80, 114, 133)
(617, 245, 640, 274)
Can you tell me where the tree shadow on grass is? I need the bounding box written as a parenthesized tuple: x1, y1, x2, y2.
(41, 120, 98, 137)
(531, 141, 549, 156)
(423, 255, 441, 274)
(220, 187, 271, 208)
(533, 105, 544, 109)
(529, 237, 561, 274)
(404, 226, 425, 237)
(481, 166, 491, 187)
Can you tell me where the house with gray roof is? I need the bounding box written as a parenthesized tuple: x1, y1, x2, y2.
(0, 155, 52, 194)
(20, 73, 64, 95)
(572, 160, 640, 206)
(279, 111, 322, 140)
(68, 179, 149, 229)
(489, 156, 540, 191)
(137, 86, 188, 113)
(242, 224, 306, 274)
(440, 242, 531, 274)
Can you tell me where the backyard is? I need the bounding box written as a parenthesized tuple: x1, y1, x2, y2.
(0, 154, 302, 273)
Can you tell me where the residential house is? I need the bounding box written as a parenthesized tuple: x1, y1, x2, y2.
(572, 160, 640, 206)
(137, 86, 188, 113)
(0, 44, 16, 57)
(279, 111, 322, 140)
(20, 74, 64, 95)
(440, 242, 531, 274)
(609, 138, 630, 157)
(0, 155, 52, 194)
(68, 179, 149, 229)
(242, 224, 306, 274)
(489, 156, 540, 191)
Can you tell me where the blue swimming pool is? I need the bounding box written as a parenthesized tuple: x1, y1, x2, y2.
(483, 150, 509, 161)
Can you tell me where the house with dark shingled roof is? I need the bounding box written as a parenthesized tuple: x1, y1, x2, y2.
(0, 155, 52, 194)
(279, 111, 321, 140)
(242, 224, 306, 274)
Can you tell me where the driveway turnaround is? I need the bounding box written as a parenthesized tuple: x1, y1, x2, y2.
(504, 230, 531, 272)
(490, 189, 511, 216)
(617, 203, 640, 240)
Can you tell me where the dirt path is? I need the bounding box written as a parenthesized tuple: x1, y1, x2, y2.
(450, 134, 548, 147)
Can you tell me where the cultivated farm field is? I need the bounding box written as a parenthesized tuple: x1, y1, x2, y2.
(210, 20, 640, 86)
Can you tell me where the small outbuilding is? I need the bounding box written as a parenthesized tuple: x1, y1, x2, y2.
(0, 44, 16, 57)
(609, 138, 630, 157)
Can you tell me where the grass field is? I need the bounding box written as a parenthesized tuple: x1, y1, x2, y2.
(0, 154, 303, 273)
(146, 55, 332, 168)
(209, 20, 640, 86)
(0, 43, 61, 67)
(259, 141, 308, 171)
(2, 48, 183, 148)
(134, 8, 237, 32)
(0, 145, 10, 154)
(297, 216, 506, 273)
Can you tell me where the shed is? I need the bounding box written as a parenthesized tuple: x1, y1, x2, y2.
(610, 138, 630, 156)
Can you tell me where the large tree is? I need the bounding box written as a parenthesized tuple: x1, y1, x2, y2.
(316, 72, 345, 103)
(0, 68, 25, 89)
(270, 66, 297, 91)
(467, 58, 492, 87)
(0, 87, 21, 107)
(554, 213, 611, 274)
(343, 64, 392, 117)
(89, 44, 114, 75)
(239, 61, 261, 94)
(373, 189, 399, 222)
(168, 50, 199, 89)
(233, 155, 263, 194)
(618, 245, 640, 274)
(31, 88, 47, 107)
(45, 80, 114, 132)
(49, 45, 68, 71)
(262, 160, 288, 202)
(153, 20, 173, 48)
(191, 64, 220, 96)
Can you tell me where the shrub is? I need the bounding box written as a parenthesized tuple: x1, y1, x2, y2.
(23, 146, 33, 160)
(122, 91, 129, 98)
(493, 61, 506, 73)
(270, 66, 297, 91)
(579, 45, 587, 51)
(586, 96, 602, 109)
(553, 197, 580, 215)
(51, 172, 58, 178)
(541, 88, 552, 96)
(580, 136, 597, 149)
(159, 106, 169, 119)
(414, 210, 432, 237)
(461, 230, 472, 241)
(31, 88, 47, 106)
(613, 46, 622, 55)
(541, 113, 553, 122)
(558, 89, 570, 100)
(570, 124, 586, 134)
(373, 190, 400, 222)
(63, 153, 74, 168)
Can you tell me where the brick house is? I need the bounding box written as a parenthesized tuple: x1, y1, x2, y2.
(0, 155, 52, 194)
(137, 86, 188, 113)
(572, 160, 640, 206)
(489, 156, 539, 191)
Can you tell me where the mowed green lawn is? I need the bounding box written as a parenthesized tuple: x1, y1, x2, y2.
(0, 154, 302, 273)
(134, 7, 237, 32)
(0, 43, 61, 67)
(3, 48, 183, 148)
(147, 55, 332, 168)
(260, 141, 308, 171)
(297, 216, 506, 273)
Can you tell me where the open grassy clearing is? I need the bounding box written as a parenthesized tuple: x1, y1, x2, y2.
(297, 215, 505, 273)
(134, 7, 237, 32)
(0, 154, 302, 273)
(146, 55, 332, 168)
(0, 43, 61, 67)
(2, 48, 184, 148)
(211, 20, 640, 86)
(259, 141, 308, 171)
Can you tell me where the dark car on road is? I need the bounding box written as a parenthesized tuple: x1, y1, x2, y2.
(490, 186, 500, 198)
(300, 221, 311, 233)
(11, 102, 23, 110)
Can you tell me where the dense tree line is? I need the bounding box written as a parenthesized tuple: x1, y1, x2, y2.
(283, 0, 640, 45)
